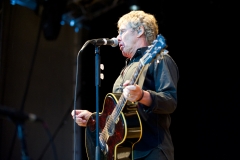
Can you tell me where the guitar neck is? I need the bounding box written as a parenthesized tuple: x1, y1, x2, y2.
(100, 61, 144, 144)
(111, 61, 144, 121)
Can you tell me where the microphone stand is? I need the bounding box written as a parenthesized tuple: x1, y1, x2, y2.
(73, 40, 106, 160)
(73, 39, 102, 160)
(0, 106, 31, 160)
(16, 121, 30, 160)
(94, 45, 101, 160)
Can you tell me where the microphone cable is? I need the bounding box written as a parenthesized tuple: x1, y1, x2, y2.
(38, 120, 58, 160)
(73, 39, 92, 160)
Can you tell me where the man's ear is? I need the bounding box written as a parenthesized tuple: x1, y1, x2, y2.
(137, 26, 144, 37)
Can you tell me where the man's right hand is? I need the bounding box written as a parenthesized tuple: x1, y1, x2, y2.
(71, 110, 92, 127)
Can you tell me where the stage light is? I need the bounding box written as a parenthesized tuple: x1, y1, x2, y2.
(70, 20, 75, 26)
(75, 27, 80, 33)
(128, 0, 140, 11)
(61, 11, 84, 32)
(10, 0, 37, 10)
(130, 4, 139, 11)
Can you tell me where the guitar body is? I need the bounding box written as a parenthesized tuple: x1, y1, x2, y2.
(85, 93, 142, 160)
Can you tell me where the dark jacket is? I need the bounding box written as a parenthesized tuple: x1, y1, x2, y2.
(113, 47, 179, 160)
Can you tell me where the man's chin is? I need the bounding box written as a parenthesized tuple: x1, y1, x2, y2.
(122, 52, 129, 58)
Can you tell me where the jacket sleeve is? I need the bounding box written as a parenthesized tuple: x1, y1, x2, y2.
(145, 53, 179, 114)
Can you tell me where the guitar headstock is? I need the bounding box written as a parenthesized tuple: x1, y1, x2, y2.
(140, 34, 167, 65)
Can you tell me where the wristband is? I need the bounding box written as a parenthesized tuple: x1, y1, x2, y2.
(137, 90, 144, 102)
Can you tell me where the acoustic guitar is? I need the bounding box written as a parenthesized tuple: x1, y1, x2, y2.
(85, 34, 167, 160)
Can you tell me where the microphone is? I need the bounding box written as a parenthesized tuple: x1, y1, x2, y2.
(0, 106, 43, 123)
(90, 37, 118, 47)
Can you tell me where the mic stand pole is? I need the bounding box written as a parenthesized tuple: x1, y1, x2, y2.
(94, 45, 101, 160)
(16, 122, 30, 160)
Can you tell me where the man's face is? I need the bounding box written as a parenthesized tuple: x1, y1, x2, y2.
(117, 24, 138, 59)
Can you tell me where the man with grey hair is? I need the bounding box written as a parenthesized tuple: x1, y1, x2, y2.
(72, 10, 179, 160)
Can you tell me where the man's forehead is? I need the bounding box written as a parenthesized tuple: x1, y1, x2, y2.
(119, 23, 130, 30)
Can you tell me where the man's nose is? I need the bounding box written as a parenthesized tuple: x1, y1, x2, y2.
(116, 35, 121, 41)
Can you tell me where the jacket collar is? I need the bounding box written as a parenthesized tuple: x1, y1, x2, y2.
(129, 47, 148, 63)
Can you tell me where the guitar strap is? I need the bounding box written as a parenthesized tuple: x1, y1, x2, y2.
(137, 63, 150, 89)
(137, 49, 168, 88)
(136, 49, 168, 122)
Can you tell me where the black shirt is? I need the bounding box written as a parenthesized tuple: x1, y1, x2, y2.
(112, 47, 179, 160)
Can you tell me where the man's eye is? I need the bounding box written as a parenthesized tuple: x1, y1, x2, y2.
(118, 30, 126, 35)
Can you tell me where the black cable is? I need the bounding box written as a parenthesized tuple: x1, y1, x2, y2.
(19, 8, 43, 112)
(38, 40, 91, 160)
(73, 40, 91, 160)
(40, 121, 58, 160)
(37, 90, 80, 160)
(0, 105, 58, 160)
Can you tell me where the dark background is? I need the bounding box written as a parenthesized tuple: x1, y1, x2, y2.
(0, 0, 239, 160)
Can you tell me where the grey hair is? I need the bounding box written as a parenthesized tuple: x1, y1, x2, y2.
(117, 10, 159, 44)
